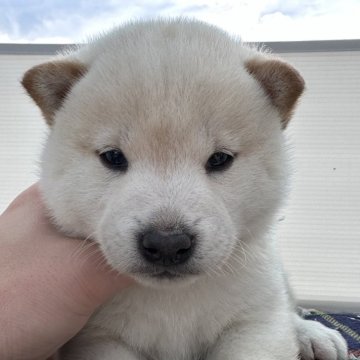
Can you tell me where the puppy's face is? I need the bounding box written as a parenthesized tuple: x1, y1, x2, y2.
(22, 21, 304, 287)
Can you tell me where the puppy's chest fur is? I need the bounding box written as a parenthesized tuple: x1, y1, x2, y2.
(86, 277, 255, 360)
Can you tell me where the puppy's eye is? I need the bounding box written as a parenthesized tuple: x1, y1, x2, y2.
(100, 149, 128, 171)
(206, 152, 234, 172)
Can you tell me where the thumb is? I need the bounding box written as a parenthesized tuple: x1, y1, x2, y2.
(64, 242, 133, 317)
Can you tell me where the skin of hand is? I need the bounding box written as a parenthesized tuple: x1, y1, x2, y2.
(0, 184, 133, 360)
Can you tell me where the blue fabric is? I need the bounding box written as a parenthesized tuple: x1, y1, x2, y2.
(304, 310, 360, 359)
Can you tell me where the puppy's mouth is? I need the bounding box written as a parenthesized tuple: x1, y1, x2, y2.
(151, 271, 184, 279)
(132, 265, 201, 282)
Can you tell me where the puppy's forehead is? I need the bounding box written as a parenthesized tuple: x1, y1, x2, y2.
(71, 62, 261, 153)
(88, 100, 212, 163)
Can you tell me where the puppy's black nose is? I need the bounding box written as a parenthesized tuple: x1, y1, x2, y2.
(139, 229, 193, 266)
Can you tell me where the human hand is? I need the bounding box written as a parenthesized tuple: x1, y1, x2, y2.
(0, 184, 132, 360)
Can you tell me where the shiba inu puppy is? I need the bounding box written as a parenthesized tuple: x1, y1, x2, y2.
(22, 19, 347, 360)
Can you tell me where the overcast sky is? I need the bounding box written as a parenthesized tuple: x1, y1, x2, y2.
(1, 0, 360, 43)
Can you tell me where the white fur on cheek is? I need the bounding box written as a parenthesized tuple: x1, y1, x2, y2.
(40, 128, 113, 239)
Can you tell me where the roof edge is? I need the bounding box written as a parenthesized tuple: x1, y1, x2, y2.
(0, 43, 67, 55)
(262, 39, 360, 53)
(0, 39, 359, 55)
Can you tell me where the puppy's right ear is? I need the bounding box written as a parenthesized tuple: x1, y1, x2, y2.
(22, 61, 87, 125)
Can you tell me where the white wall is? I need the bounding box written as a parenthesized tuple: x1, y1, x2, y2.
(278, 51, 360, 310)
(0, 47, 359, 310)
(0, 54, 48, 211)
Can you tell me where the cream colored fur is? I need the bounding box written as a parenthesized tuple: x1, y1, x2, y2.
(22, 19, 347, 360)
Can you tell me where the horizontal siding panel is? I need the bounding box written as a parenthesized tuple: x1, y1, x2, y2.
(0, 55, 49, 210)
(278, 50, 360, 310)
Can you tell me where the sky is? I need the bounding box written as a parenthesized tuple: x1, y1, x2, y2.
(0, 0, 360, 43)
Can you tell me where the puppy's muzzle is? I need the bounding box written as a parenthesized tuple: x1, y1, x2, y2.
(139, 229, 194, 266)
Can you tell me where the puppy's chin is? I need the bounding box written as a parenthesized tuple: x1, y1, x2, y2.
(130, 270, 202, 289)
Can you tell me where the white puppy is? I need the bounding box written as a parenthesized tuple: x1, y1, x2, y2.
(22, 19, 347, 360)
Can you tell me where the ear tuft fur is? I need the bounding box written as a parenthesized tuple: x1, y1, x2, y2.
(22, 61, 87, 125)
(245, 58, 305, 128)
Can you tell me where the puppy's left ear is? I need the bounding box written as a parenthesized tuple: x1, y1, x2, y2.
(22, 60, 87, 126)
(245, 58, 305, 129)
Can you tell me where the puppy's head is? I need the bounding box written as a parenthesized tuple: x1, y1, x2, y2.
(22, 20, 304, 287)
